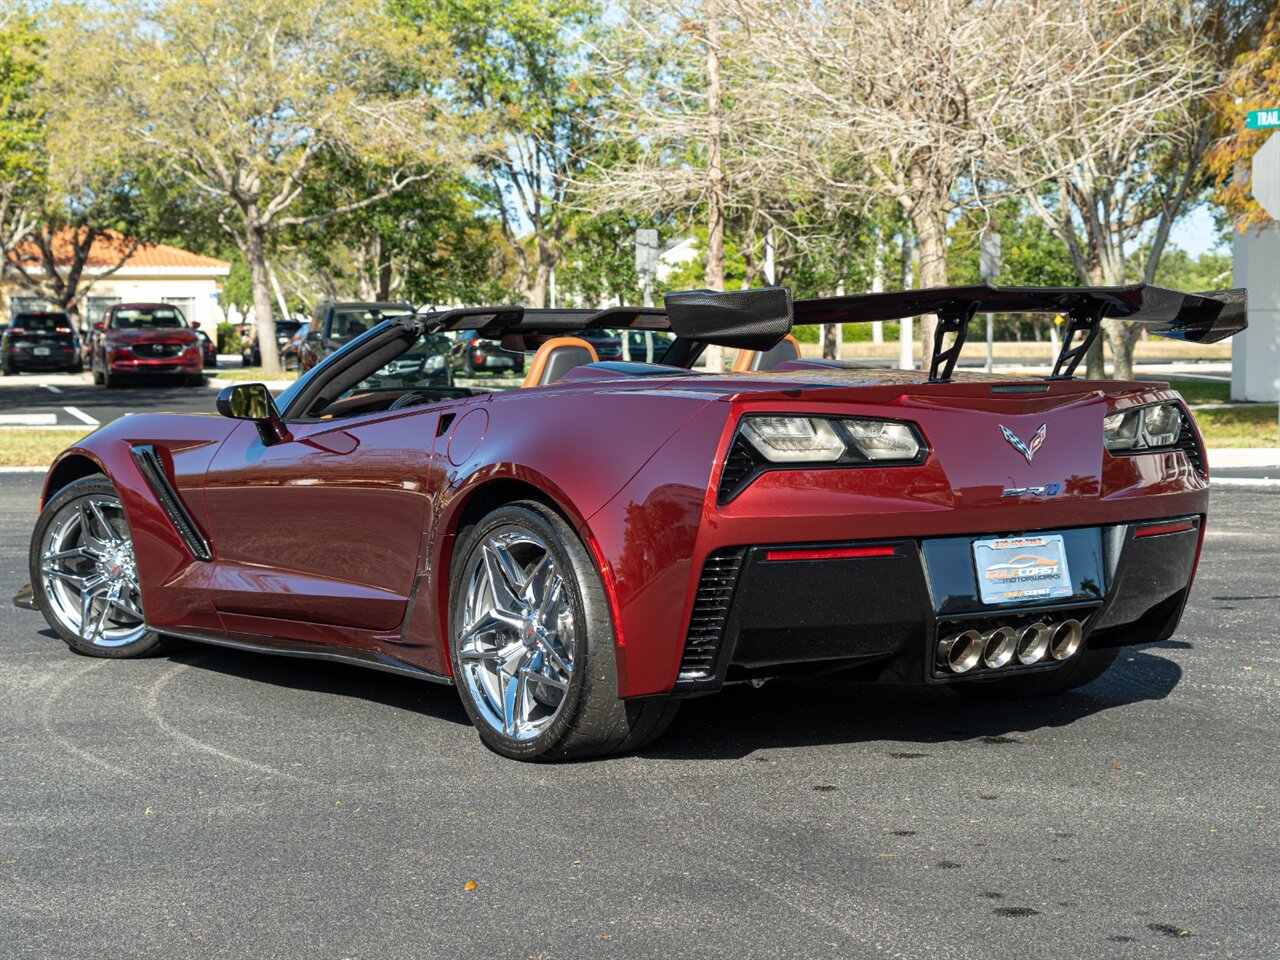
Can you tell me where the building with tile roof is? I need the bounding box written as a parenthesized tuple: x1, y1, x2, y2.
(3, 229, 231, 332)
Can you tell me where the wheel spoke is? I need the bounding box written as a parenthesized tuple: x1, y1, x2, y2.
(110, 589, 144, 621)
(42, 564, 95, 587)
(535, 636, 572, 679)
(86, 498, 119, 545)
(483, 541, 526, 609)
(539, 576, 564, 626)
(457, 610, 510, 645)
(43, 545, 101, 564)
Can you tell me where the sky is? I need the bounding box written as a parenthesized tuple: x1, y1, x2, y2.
(1169, 203, 1229, 259)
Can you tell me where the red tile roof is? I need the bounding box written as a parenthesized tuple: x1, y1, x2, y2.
(8, 229, 230, 271)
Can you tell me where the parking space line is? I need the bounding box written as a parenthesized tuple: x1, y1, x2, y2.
(0, 413, 57, 426)
(40, 383, 64, 394)
(62, 406, 99, 425)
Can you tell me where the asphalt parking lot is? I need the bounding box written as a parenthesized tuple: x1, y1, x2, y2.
(2, 473, 1278, 960)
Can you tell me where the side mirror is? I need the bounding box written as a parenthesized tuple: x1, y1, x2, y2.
(93, 322, 104, 332)
(216, 383, 291, 445)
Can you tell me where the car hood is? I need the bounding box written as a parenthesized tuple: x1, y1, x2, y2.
(106, 328, 197, 345)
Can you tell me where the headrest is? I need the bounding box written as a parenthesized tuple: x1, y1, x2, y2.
(522, 337, 599, 387)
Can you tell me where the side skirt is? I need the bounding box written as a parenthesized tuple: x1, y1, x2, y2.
(154, 626, 454, 685)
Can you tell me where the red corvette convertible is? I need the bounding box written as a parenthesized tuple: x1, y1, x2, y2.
(17, 284, 1246, 760)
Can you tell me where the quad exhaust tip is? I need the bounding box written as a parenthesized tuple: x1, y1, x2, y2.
(1049, 619, 1083, 661)
(937, 629, 984, 674)
(937, 619, 1084, 674)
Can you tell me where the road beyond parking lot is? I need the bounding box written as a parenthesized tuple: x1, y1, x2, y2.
(1, 475, 1278, 960)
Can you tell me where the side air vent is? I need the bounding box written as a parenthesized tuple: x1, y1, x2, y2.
(717, 436, 759, 503)
(1175, 408, 1206, 478)
(129, 445, 213, 561)
(678, 548, 745, 685)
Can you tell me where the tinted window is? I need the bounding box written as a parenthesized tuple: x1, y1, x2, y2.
(12, 313, 71, 331)
(332, 307, 408, 338)
(111, 307, 184, 329)
(336, 332, 451, 397)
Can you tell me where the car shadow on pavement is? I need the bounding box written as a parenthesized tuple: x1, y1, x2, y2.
(644, 646, 1183, 761)
(165, 642, 471, 727)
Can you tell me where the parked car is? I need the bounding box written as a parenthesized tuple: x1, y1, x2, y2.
(279, 321, 310, 372)
(194, 328, 218, 368)
(1, 311, 82, 375)
(623, 329, 674, 361)
(299, 301, 414, 373)
(580, 328, 623, 360)
(14, 284, 1247, 760)
(240, 318, 305, 367)
(89, 303, 203, 388)
(449, 328, 526, 376)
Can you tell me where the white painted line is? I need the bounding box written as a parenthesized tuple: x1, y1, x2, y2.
(40, 383, 63, 394)
(1211, 478, 1280, 488)
(0, 424, 95, 431)
(62, 406, 99, 425)
(0, 413, 57, 426)
(0, 466, 49, 473)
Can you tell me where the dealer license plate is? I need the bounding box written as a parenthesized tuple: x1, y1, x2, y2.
(973, 534, 1073, 605)
(490, 356, 514, 368)
(33, 347, 51, 356)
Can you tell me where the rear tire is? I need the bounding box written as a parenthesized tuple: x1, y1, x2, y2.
(1, 355, 14, 375)
(30, 475, 171, 658)
(448, 500, 678, 761)
(950, 646, 1120, 700)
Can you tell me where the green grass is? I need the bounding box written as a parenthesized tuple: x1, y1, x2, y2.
(1191, 405, 1279, 448)
(0, 429, 94, 467)
(213, 366, 299, 382)
(1165, 379, 1230, 405)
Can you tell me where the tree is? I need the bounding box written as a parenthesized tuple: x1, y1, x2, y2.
(395, 0, 599, 309)
(732, 0, 1170, 367)
(1012, 1, 1220, 379)
(581, 0, 816, 370)
(1205, 6, 1280, 229)
(83, 0, 462, 373)
(2, 7, 166, 325)
(0, 11, 41, 273)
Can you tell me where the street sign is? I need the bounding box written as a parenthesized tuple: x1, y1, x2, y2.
(1251, 132, 1280, 221)
(1246, 109, 1280, 130)
(979, 231, 1001, 281)
(635, 228, 659, 279)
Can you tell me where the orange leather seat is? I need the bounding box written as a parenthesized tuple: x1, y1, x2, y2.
(732, 334, 802, 373)
(522, 336, 599, 387)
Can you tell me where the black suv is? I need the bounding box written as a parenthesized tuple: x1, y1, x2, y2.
(300, 301, 414, 373)
(1, 311, 82, 374)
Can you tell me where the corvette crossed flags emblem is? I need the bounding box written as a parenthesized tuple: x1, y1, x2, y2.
(999, 423, 1047, 465)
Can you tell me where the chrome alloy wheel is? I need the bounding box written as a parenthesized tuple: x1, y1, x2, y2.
(456, 530, 575, 741)
(39, 494, 146, 647)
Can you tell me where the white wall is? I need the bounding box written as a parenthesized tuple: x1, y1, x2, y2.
(1231, 223, 1280, 403)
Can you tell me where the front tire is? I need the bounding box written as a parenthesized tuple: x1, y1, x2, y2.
(29, 475, 169, 658)
(448, 501, 678, 761)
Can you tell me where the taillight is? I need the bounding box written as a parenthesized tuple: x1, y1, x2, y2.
(9, 327, 25, 334)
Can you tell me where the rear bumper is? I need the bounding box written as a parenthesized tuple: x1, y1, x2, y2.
(670, 517, 1201, 694)
(5, 345, 78, 368)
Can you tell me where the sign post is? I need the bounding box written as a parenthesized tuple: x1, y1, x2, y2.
(634, 228, 660, 361)
(979, 231, 1001, 373)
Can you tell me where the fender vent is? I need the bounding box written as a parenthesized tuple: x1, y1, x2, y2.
(678, 548, 745, 683)
(129, 445, 212, 561)
(1175, 408, 1206, 478)
(717, 436, 759, 503)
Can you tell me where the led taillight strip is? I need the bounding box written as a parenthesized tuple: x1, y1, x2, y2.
(1133, 518, 1198, 539)
(764, 545, 897, 562)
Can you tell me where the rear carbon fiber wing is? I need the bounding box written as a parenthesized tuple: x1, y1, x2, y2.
(792, 284, 1248, 381)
